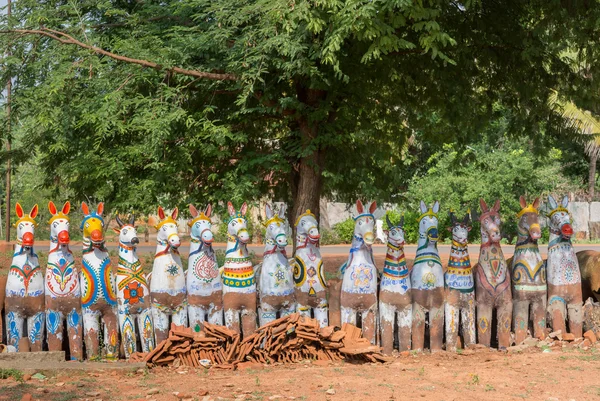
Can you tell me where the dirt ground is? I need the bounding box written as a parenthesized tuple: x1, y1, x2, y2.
(1, 345, 600, 401)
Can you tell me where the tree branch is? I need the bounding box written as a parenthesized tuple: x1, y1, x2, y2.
(0, 27, 237, 81)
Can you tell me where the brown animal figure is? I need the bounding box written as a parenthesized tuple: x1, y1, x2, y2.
(578, 251, 600, 303)
(473, 199, 512, 349)
(511, 196, 546, 344)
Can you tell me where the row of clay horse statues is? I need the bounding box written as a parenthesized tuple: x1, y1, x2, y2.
(0, 195, 587, 359)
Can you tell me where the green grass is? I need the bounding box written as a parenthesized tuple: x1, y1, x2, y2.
(0, 369, 24, 382)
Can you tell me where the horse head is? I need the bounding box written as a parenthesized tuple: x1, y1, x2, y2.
(154, 206, 181, 249)
(478, 198, 502, 245)
(14, 202, 38, 248)
(517, 196, 541, 241)
(385, 213, 405, 248)
(227, 201, 250, 244)
(547, 194, 573, 240)
(354, 200, 377, 248)
(448, 210, 471, 246)
(48, 201, 70, 245)
(295, 209, 320, 243)
(418, 200, 440, 245)
(188, 204, 213, 246)
(114, 214, 139, 247)
(264, 203, 288, 248)
(81, 202, 105, 246)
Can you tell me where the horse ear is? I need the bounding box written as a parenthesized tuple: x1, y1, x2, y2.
(81, 202, 90, 216)
(112, 227, 121, 234)
(157, 206, 166, 220)
(62, 201, 71, 215)
(227, 201, 236, 216)
(356, 200, 364, 214)
(48, 201, 57, 216)
(97, 202, 104, 216)
(171, 207, 179, 220)
(369, 201, 377, 214)
(547, 195, 558, 210)
(532, 197, 541, 209)
(240, 202, 248, 216)
(432, 201, 440, 214)
(419, 200, 427, 214)
(265, 203, 274, 219)
(189, 204, 199, 218)
(279, 203, 287, 218)
(479, 198, 489, 213)
(493, 199, 501, 213)
(205, 204, 212, 218)
(15, 202, 23, 219)
(30, 204, 39, 219)
(519, 195, 527, 209)
(562, 195, 569, 208)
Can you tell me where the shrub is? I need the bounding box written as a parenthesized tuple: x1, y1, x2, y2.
(320, 227, 340, 245)
(332, 218, 355, 244)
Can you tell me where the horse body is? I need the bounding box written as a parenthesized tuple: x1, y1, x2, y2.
(546, 195, 582, 337)
(45, 201, 83, 360)
(411, 201, 444, 352)
(80, 202, 119, 360)
(293, 210, 328, 328)
(5, 203, 44, 352)
(511, 196, 546, 343)
(186, 204, 223, 332)
(379, 214, 412, 354)
(474, 199, 512, 348)
(150, 206, 187, 344)
(340, 200, 378, 344)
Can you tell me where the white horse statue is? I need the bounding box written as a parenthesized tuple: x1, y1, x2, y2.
(340, 200, 378, 344)
(150, 206, 187, 344)
(257, 203, 295, 326)
(115, 214, 155, 359)
(293, 209, 328, 328)
(5, 203, 44, 352)
(186, 203, 223, 332)
(45, 201, 83, 360)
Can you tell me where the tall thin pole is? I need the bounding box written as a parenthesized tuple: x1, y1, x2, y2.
(4, 0, 12, 242)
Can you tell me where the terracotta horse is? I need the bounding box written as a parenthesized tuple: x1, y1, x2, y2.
(150, 206, 187, 344)
(293, 209, 328, 328)
(187, 203, 222, 332)
(379, 214, 412, 354)
(257, 203, 295, 326)
(222, 202, 257, 336)
(115, 215, 155, 359)
(340, 200, 378, 344)
(411, 200, 444, 352)
(546, 195, 582, 337)
(5, 203, 44, 352)
(473, 199, 512, 349)
(45, 201, 83, 360)
(512, 196, 546, 343)
(80, 202, 119, 360)
(444, 211, 475, 351)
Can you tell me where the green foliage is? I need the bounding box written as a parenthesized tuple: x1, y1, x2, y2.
(0, 369, 24, 382)
(332, 218, 355, 244)
(320, 227, 341, 246)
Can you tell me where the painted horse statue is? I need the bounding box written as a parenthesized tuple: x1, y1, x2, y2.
(115, 214, 155, 359)
(45, 201, 83, 360)
(473, 199, 512, 349)
(5, 203, 44, 352)
(411, 200, 444, 352)
(257, 203, 295, 326)
(187, 203, 222, 332)
(340, 200, 378, 344)
(150, 206, 186, 344)
(293, 209, 328, 328)
(546, 195, 582, 337)
(444, 211, 475, 352)
(512, 196, 546, 343)
(379, 214, 412, 354)
(222, 202, 256, 337)
(80, 202, 119, 360)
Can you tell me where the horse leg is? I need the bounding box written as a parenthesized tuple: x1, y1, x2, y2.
(6, 311, 24, 351)
(476, 303, 492, 347)
(66, 308, 83, 361)
(138, 309, 155, 353)
(152, 308, 170, 345)
(225, 309, 241, 334)
(241, 308, 257, 337)
(208, 301, 224, 326)
(361, 305, 377, 345)
(379, 301, 396, 355)
(188, 304, 206, 333)
(513, 299, 529, 344)
(172, 306, 189, 327)
(27, 312, 45, 352)
(531, 296, 547, 340)
(397, 304, 412, 352)
(259, 302, 277, 327)
(429, 305, 444, 352)
(461, 295, 476, 348)
(314, 299, 329, 328)
(548, 295, 567, 335)
(297, 303, 311, 318)
(46, 309, 64, 352)
(496, 301, 512, 349)
(445, 296, 460, 352)
(411, 303, 426, 352)
(119, 313, 137, 359)
(103, 309, 120, 360)
(567, 298, 583, 338)
(82, 308, 101, 360)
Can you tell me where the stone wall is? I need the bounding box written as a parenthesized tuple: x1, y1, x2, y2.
(569, 201, 600, 239)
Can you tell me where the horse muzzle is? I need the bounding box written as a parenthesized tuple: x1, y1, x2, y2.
(58, 230, 70, 245)
(237, 229, 250, 244)
(529, 224, 541, 240)
(308, 228, 321, 241)
(561, 223, 573, 238)
(131, 237, 140, 245)
(201, 229, 214, 245)
(90, 229, 104, 244)
(427, 227, 439, 242)
(364, 232, 375, 245)
(168, 233, 181, 248)
(21, 232, 34, 247)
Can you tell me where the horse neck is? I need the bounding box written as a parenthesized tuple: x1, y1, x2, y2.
(13, 244, 35, 261)
(385, 241, 404, 262)
(350, 236, 374, 265)
(119, 243, 138, 264)
(226, 236, 247, 258)
(416, 235, 437, 256)
(479, 240, 504, 260)
(264, 238, 286, 259)
(48, 240, 71, 259)
(190, 238, 213, 258)
(450, 241, 469, 258)
(548, 229, 572, 250)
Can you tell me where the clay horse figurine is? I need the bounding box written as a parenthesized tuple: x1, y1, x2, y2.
(546, 195, 582, 338)
(186, 203, 222, 332)
(150, 206, 187, 344)
(444, 210, 475, 352)
(473, 199, 512, 349)
(257, 203, 296, 326)
(411, 200, 444, 352)
(293, 209, 328, 328)
(340, 200, 378, 344)
(5, 203, 44, 352)
(115, 214, 155, 359)
(222, 202, 257, 336)
(379, 213, 412, 355)
(512, 196, 546, 343)
(45, 201, 83, 360)
(80, 202, 119, 360)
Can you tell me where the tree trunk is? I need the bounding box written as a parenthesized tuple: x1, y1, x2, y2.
(590, 153, 597, 200)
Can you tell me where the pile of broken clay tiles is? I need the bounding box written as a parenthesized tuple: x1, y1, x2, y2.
(143, 313, 392, 370)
